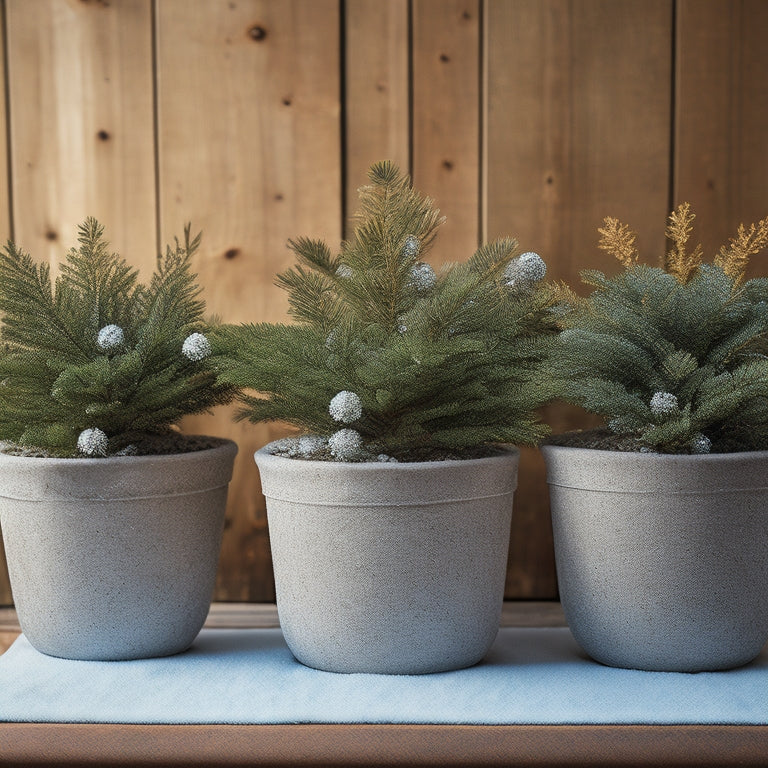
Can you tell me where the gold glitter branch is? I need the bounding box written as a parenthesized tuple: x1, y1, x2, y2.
(598, 217, 638, 268)
(714, 217, 768, 282)
(664, 203, 703, 283)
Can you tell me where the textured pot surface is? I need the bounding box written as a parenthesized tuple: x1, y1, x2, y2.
(255, 445, 519, 674)
(0, 439, 237, 660)
(542, 445, 768, 672)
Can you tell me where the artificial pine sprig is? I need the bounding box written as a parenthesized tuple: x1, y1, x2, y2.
(0, 218, 236, 457)
(213, 161, 568, 462)
(550, 205, 768, 454)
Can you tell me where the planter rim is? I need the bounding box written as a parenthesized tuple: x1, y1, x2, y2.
(255, 441, 519, 507)
(255, 441, 519, 469)
(0, 437, 238, 502)
(541, 442, 768, 494)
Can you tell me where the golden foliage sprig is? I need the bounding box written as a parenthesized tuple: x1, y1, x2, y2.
(714, 217, 768, 282)
(599, 204, 767, 285)
(597, 217, 638, 267)
(664, 202, 704, 283)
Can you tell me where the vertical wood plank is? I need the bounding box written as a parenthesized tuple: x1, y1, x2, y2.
(345, 0, 409, 231)
(675, 0, 768, 269)
(412, 0, 481, 265)
(0, 0, 10, 243)
(486, 0, 673, 597)
(156, 0, 341, 602)
(0, 0, 12, 606)
(6, 0, 156, 273)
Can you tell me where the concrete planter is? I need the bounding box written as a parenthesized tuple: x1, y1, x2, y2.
(0, 439, 237, 660)
(255, 443, 519, 674)
(541, 444, 768, 671)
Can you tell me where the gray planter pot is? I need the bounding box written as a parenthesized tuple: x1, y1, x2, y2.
(541, 444, 768, 672)
(0, 439, 237, 660)
(255, 443, 519, 674)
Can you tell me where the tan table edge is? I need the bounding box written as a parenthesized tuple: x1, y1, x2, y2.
(0, 724, 766, 767)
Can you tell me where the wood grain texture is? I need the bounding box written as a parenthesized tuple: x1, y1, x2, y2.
(0, 1, 11, 244)
(155, 0, 342, 601)
(486, 0, 673, 290)
(345, 0, 410, 233)
(6, 0, 156, 274)
(1, 723, 767, 767)
(486, 0, 673, 597)
(412, 0, 481, 266)
(675, 0, 768, 270)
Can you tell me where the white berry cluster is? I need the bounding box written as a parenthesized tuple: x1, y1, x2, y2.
(401, 235, 420, 259)
(77, 427, 108, 457)
(298, 435, 326, 456)
(690, 433, 712, 454)
(504, 252, 546, 291)
(269, 435, 328, 458)
(268, 437, 299, 457)
(328, 428, 363, 460)
(96, 324, 124, 351)
(409, 262, 436, 291)
(336, 264, 353, 279)
(649, 391, 679, 417)
(329, 390, 362, 423)
(182, 332, 212, 361)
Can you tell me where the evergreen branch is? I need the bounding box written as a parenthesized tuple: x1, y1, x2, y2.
(0, 220, 235, 456)
(0, 242, 92, 362)
(553, 206, 768, 453)
(287, 237, 339, 276)
(215, 161, 556, 459)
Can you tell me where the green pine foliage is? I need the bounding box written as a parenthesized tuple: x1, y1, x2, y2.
(549, 204, 768, 454)
(0, 218, 236, 457)
(213, 161, 568, 462)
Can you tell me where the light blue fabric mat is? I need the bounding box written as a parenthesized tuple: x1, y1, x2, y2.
(1, 627, 766, 725)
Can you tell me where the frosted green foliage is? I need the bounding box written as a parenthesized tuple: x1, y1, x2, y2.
(213, 161, 568, 461)
(0, 218, 236, 457)
(549, 209, 768, 453)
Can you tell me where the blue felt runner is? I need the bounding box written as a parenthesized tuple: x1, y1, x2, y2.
(0, 627, 766, 725)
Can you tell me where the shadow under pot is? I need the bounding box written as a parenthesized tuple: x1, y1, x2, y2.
(255, 443, 519, 675)
(0, 438, 237, 661)
(541, 444, 768, 672)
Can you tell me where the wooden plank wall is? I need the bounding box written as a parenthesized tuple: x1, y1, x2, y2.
(0, 0, 767, 605)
